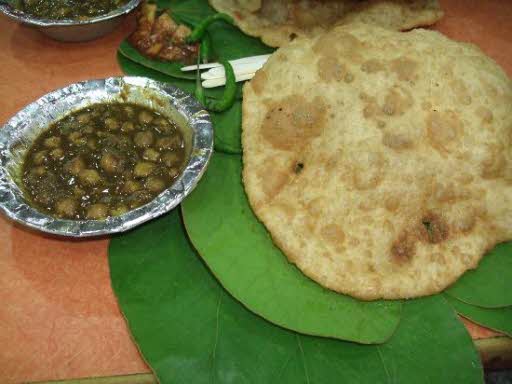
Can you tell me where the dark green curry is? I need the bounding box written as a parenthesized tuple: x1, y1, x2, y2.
(22, 103, 187, 220)
(20, 0, 129, 20)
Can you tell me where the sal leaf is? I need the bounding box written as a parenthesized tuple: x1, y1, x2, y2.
(181, 152, 401, 343)
(118, 41, 195, 80)
(118, 53, 196, 93)
(109, 209, 483, 384)
(445, 294, 512, 337)
(210, 101, 242, 154)
(446, 242, 512, 308)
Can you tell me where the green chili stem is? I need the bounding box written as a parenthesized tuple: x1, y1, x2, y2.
(187, 13, 234, 43)
(200, 33, 212, 64)
(194, 52, 207, 106)
(206, 59, 236, 113)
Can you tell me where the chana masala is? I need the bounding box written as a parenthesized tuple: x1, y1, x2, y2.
(21, 102, 187, 220)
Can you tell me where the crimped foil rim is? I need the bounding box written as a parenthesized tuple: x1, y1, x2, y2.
(0, 0, 140, 27)
(0, 76, 213, 237)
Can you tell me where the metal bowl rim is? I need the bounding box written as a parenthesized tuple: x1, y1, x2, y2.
(0, 76, 213, 237)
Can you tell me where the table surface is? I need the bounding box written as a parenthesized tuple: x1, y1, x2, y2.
(1, 1, 511, 383)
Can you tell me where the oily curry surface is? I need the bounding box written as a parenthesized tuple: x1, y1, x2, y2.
(21, 103, 186, 220)
(20, 0, 129, 20)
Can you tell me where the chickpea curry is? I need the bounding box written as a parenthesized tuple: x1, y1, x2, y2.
(20, 0, 129, 20)
(21, 103, 187, 220)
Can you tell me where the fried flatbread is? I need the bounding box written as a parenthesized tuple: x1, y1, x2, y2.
(242, 23, 512, 300)
(209, 0, 443, 47)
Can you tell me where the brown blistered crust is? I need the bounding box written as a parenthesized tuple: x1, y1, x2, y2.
(242, 23, 512, 300)
(209, 0, 444, 47)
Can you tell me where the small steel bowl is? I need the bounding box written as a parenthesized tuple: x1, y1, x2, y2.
(0, 76, 213, 237)
(0, 0, 140, 42)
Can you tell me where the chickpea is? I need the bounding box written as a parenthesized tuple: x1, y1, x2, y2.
(35, 192, 52, 206)
(145, 177, 166, 193)
(87, 138, 97, 150)
(156, 136, 182, 150)
(121, 121, 135, 132)
(68, 132, 87, 146)
(133, 161, 155, 177)
(55, 198, 77, 218)
(169, 167, 179, 178)
(142, 148, 160, 162)
(155, 137, 173, 150)
(129, 190, 152, 209)
(68, 131, 82, 141)
(138, 110, 154, 124)
(111, 205, 129, 216)
(76, 137, 87, 146)
(162, 151, 179, 167)
(105, 117, 119, 131)
(134, 131, 154, 148)
(65, 157, 85, 176)
(83, 125, 94, 134)
(76, 113, 91, 124)
(73, 186, 85, 197)
(123, 180, 142, 194)
(44, 136, 61, 148)
(50, 148, 64, 160)
(154, 117, 172, 133)
(32, 150, 48, 165)
(100, 152, 122, 173)
(86, 204, 108, 220)
(123, 106, 134, 117)
(78, 169, 101, 185)
(118, 134, 132, 147)
(31, 166, 46, 176)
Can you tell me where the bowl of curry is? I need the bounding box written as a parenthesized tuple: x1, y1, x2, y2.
(0, 0, 141, 42)
(0, 76, 213, 237)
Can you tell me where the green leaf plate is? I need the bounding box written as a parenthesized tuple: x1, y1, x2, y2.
(109, 209, 483, 384)
(445, 294, 512, 337)
(118, 41, 195, 80)
(118, 54, 242, 153)
(445, 242, 512, 308)
(181, 152, 401, 344)
(118, 0, 272, 155)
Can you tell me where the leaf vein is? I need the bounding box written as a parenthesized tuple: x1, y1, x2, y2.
(296, 335, 310, 384)
(377, 346, 392, 384)
(210, 292, 222, 384)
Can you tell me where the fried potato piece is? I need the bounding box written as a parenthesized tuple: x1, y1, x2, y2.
(128, 2, 198, 63)
(242, 23, 512, 300)
(209, 0, 443, 47)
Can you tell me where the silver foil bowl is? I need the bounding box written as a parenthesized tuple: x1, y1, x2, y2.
(0, 76, 213, 237)
(0, 0, 140, 42)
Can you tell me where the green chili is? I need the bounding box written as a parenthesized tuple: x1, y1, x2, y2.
(195, 53, 207, 106)
(205, 59, 236, 112)
(187, 13, 234, 43)
(200, 32, 212, 64)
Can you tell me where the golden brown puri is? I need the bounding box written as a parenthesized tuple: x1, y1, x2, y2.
(242, 23, 512, 300)
(209, 0, 443, 47)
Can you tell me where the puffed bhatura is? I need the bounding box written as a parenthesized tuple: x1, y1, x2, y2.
(209, 0, 443, 47)
(242, 23, 512, 300)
